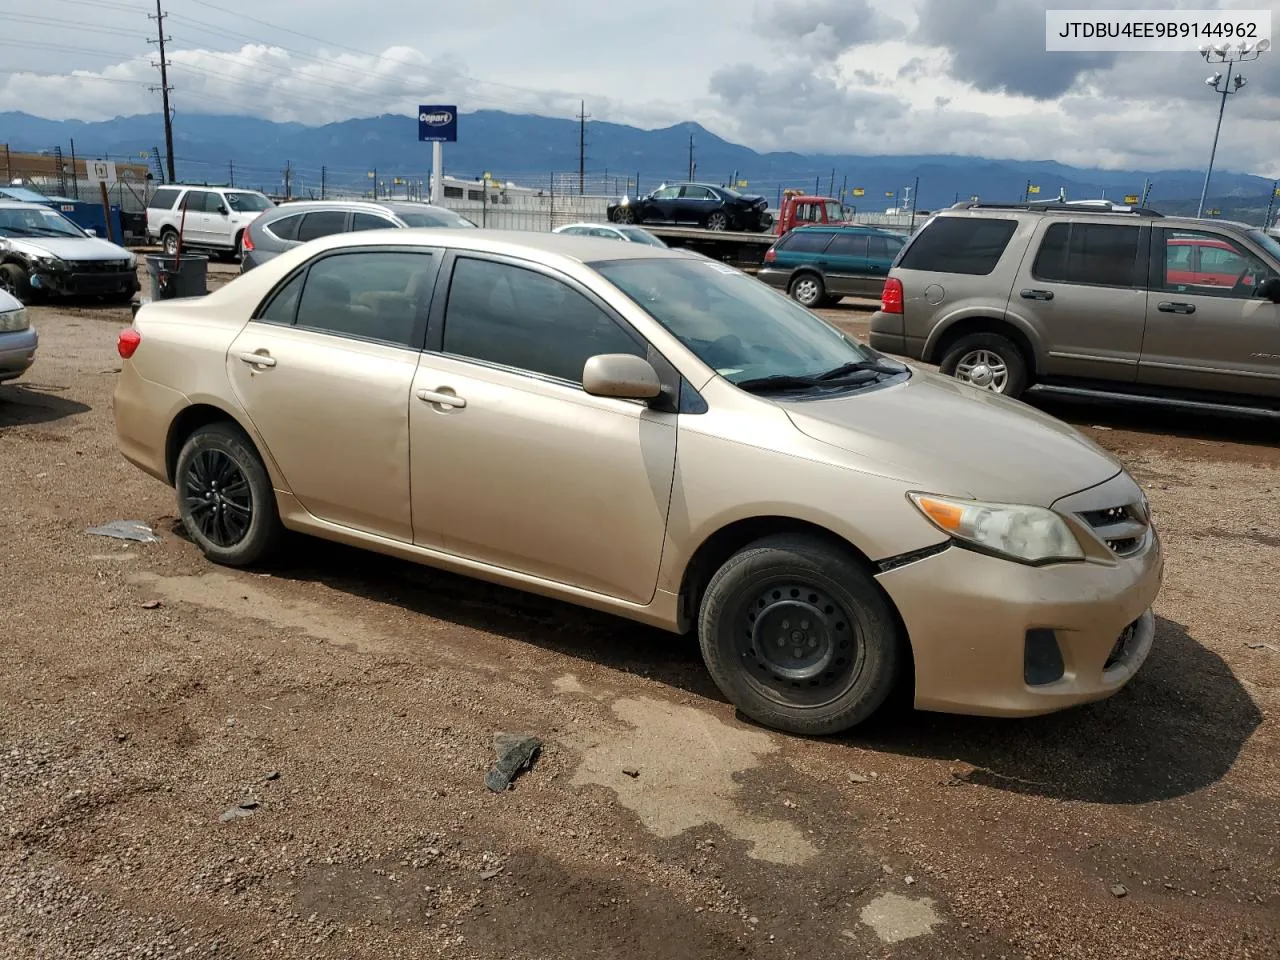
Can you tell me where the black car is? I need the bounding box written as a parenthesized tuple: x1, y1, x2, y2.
(607, 182, 772, 232)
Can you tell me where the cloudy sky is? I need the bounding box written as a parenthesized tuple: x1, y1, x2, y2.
(1, 0, 1277, 175)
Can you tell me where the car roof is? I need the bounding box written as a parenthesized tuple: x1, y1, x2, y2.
(791, 223, 896, 234)
(290, 227, 693, 265)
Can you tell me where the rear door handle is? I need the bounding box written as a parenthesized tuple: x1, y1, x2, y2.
(1020, 289, 1054, 301)
(236, 351, 276, 367)
(1157, 301, 1196, 315)
(416, 388, 466, 409)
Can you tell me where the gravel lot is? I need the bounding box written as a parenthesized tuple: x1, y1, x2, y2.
(1, 263, 1277, 959)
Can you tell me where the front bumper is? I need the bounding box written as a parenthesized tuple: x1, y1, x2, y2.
(0, 325, 38, 382)
(32, 265, 141, 297)
(877, 524, 1163, 718)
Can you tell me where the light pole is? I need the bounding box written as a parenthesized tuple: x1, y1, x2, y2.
(1196, 39, 1269, 219)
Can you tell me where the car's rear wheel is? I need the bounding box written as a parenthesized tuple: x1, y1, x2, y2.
(788, 272, 825, 308)
(706, 211, 729, 231)
(161, 229, 180, 256)
(698, 535, 901, 736)
(614, 207, 635, 224)
(175, 422, 283, 567)
(0, 263, 32, 303)
(940, 332, 1029, 398)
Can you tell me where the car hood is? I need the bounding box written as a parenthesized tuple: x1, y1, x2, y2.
(10, 236, 132, 261)
(778, 369, 1123, 506)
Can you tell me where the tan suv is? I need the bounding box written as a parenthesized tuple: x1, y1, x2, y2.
(870, 201, 1280, 411)
(112, 228, 1162, 736)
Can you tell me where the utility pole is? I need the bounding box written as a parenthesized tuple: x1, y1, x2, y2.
(828, 168, 835, 196)
(147, 0, 176, 183)
(577, 100, 590, 196)
(282, 161, 292, 200)
(687, 134, 694, 181)
(228, 159, 235, 186)
(320, 165, 327, 200)
(68, 139, 80, 199)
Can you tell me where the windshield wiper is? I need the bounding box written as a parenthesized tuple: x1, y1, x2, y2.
(735, 359, 903, 394)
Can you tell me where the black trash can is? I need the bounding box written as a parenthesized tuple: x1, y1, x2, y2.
(145, 254, 209, 301)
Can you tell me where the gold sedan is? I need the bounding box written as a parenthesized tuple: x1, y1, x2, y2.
(113, 228, 1162, 735)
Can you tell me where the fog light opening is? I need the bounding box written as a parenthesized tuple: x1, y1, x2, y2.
(1024, 628, 1065, 686)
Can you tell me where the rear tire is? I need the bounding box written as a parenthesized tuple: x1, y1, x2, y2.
(175, 422, 283, 567)
(706, 211, 729, 231)
(788, 272, 825, 308)
(939, 332, 1029, 398)
(698, 534, 901, 736)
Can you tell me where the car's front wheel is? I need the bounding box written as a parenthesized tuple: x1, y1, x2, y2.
(613, 206, 635, 224)
(161, 229, 180, 256)
(698, 534, 902, 736)
(0, 263, 32, 302)
(939, 332, 1029, 398)
(175, 422, 283, 567)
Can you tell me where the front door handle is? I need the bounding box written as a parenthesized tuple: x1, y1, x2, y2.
(236, 351, 276, 367)
(1020, 289, 1054, 301)
(1157, 301, 1196, 315)
(416, 388, 466, 409)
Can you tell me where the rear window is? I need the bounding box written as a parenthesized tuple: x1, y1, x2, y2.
(778, 230, 833, 254)
(148, 188, 181, 211)
(897, 216, 1017, 275)
(1032, 222, 1142, 288)
(266, 213, 303, 242)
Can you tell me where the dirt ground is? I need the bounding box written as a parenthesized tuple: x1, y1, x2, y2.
(1, 264, 1277, 960)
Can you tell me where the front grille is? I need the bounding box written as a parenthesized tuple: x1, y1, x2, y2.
(65, 260, 132, 273)
(1078, 503, 1149, 557)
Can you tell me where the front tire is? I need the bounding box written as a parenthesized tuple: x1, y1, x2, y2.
(0, 263, 33, 303)
(613, 206, 635, 224)
(939, 332, 1029, 398)
(706, 210, 729, 231)
(698, 535, 902, 736)
(788, 272, 825, 308)
(175, 422, 283, 567)
(161, 229, 180, 256)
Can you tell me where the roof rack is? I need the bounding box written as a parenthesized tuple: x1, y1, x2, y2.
(949, 200, 1163, 218)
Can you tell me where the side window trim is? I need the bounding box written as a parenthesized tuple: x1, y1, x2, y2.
(251, 263, 309, 326)
(423, 250, 687, 413)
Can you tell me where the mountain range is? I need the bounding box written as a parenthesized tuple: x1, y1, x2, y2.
(2, 109, 1277, 219)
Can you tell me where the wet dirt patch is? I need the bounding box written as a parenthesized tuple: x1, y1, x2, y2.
(568, 697, 816, 866)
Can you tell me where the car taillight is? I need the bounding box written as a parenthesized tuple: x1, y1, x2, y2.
(764, 248, 777, 263)
(241, 229, 254, 251)
(881, 277, 904, 314)
(118, 327, 141, 359)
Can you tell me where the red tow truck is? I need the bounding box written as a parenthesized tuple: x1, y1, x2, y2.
(642, 190, 855, 270)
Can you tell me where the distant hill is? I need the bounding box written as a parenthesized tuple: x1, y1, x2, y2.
(2, 109, 1275, 218)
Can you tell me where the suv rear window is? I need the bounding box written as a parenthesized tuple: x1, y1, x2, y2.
(148, 188, 181, 210)
(777, 230, 833, 254)
(898, 216, 1016, 275)
(1032, 222, 1142, 288)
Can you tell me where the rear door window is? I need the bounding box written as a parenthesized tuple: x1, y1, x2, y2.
(825, 233, 869, 257)
(1032, 222, 1142, 288)
(778, 231, 834, 254)
(352, 213, 398, 231)
(266, 214, 303, 242)
(297, 210, 349, 242)
(897, 217, 1017, 275)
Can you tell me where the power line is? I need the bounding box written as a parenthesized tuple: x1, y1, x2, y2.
(146, 0, 175, 182)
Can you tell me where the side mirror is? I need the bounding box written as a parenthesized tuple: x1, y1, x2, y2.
(582, 354, 662, 401)
(1256, 277, 1280, 303)
(86, 228, 98, 237)
(217, 205, 229, 216)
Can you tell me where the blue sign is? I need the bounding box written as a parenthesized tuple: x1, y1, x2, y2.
(418, 105, 458, 143)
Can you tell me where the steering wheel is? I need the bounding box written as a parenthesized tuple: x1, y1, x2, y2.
(1231, 269, 1255, 297)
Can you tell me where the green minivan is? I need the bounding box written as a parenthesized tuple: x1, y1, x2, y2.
(759, 224, 906, 307)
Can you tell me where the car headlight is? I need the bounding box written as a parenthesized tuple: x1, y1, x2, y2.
(0, 307, 30, 332)
(29, 252, 67, 271)
(909, 492, 1084, 564)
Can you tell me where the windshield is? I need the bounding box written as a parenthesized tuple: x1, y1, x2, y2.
(225, 192, 273, 212)
(617, 226, 666, 247)
(595, 257, 898, 389)
(1246, 229, 1280, 264)
(399, 209, 478, 228)
(0, 207, 86, 238)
